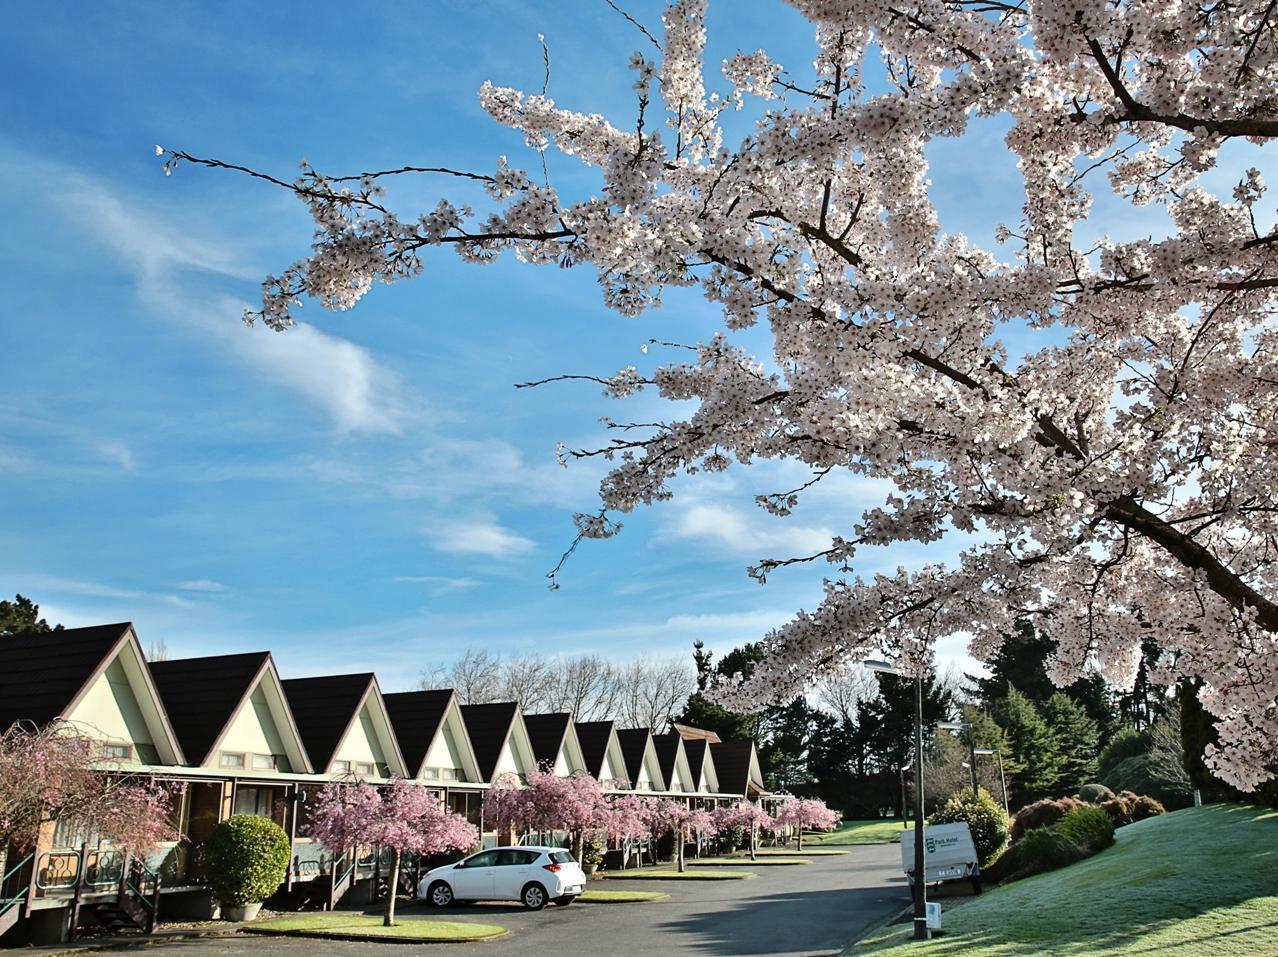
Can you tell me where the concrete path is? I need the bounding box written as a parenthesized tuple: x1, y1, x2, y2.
(47, 843, 906, 957)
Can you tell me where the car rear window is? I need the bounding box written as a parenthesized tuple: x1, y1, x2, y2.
(549, 851, 575, 864)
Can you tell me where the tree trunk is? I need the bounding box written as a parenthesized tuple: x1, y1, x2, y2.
(384, 848, 401, 927)
(750, 821, 757, 862)
(797, 826, 804, 852)
(676, 826, 686, 873)
(572, 830, 584, 864)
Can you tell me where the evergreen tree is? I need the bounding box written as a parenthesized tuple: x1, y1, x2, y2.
(1041, 692, 1100, 791)
(991, 687, 1064, 805)
(0, 594, 61, 636)
(857, 671, 953, 817)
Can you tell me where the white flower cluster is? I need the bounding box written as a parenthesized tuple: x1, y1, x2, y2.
(205, 0, 1278, 789)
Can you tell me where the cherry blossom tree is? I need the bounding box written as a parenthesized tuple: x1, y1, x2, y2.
(0, 722, 179, 855)
(496, 768, 610, 861)
(712, 800, 775, 861)
(604, 793, 654, 869)
(310, 779, 477, 926)
(164, 0, 1278, 788)
(644, 799, 710, 872)
(774, 797, 839, 851)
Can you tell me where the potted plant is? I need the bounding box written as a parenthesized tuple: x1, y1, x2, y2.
(204, 814, 291, 921)
(582, 835, 605, 876)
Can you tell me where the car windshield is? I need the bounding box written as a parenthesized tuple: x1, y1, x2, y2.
(549, 850, 575, 864)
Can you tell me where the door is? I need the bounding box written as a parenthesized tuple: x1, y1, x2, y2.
(493, 849, 539, 899)
(450, 850, 499, 899)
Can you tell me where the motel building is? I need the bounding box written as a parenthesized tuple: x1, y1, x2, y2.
(0, 623, 768, 946)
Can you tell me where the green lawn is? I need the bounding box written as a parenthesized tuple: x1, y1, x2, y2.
(691, 856, 811, 866)
(604, 868, 756, 880)
(758, 847, 848, 856)
(579, 889, 669, 903)
(856, 804, 1278, 957)
(806, 819, 906, 845)
(246, 912, 507, 941)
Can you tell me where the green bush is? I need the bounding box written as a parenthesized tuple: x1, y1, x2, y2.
(1098, 728, 1151, 779)
(1010, 826, 1085, 879)
(1057, 806, 1115, 853)
(204, 814, 291, 906)
(928, 788, 1009, 866)
(582, 834, 606, 866)
(1077, 783, 1115, 804)
(1105, 755, 1194, 808)
(1010, 797, 1086, 842)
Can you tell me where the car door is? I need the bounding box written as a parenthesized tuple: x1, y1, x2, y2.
(492, 849, 529, 900)
(451, 850, 499, 900)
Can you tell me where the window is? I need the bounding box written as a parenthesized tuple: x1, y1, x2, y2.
(353, 761, 375, 776)
(424, 768, 440, 780)
(461, 850, 499, 869)
(103, 743, 132, 760)
(233, 786, 276, 819)
(331, 760, 351, 774)
(251, 754, 277, 770)
(549, 850, 575, 865)
(443, 768, 460, 781)
(219, 752, 246, 769)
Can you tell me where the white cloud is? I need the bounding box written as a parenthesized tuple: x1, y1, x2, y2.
(664, 500, 835, 559)
(425, 516, 536, 558)
(13, 152, 407, 436)
(393, 575, 480, 594)
(95, 439, 136, 471)
(177, 579, 229, 593)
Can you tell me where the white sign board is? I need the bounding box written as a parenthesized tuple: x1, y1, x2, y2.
(900, 822, 980, 885)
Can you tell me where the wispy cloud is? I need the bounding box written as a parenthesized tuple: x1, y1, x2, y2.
(94, 439, 136, 471)
(662, 499, 835, 559)
(177, 579, 230, 593)
(393, 575, 481, 595)
(425, 516, 536, 558)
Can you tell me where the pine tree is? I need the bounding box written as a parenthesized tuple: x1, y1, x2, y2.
(0, 594, 61, 636)
(1041, 692, 1100, 792)
(991, 687, 1065, 806)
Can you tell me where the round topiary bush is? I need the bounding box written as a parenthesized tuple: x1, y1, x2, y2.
(1057, 805, 1115, 854)
(204, 814, 291, 906)
(1010, 797, 1086, 842)
(928, 788, 1009, 865)
(1077, 783, 1115, 804)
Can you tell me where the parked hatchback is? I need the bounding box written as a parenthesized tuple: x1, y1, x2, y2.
(419, 846, 587, 910)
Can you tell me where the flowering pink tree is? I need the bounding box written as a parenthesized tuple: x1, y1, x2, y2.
(498, 768, 609, 861)
(167, 2, 1278, 788)
(775, 797, 839, 852)
(712, 801, 775, 861)
(604, 794, 654, 869)
(0, 722, 178, 855)
(644, 799, 705, 873)
(311, 779, 477, 926)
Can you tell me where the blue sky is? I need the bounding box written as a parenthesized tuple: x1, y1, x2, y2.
(5, 0, 1213, 689)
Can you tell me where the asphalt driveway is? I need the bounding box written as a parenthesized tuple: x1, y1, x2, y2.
(95, 844, 905, 957)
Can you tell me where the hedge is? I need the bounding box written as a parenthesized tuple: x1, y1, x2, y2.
(205, 814, 292, 906)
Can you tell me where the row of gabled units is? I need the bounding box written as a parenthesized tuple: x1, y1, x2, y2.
(0, 622, 766, 945)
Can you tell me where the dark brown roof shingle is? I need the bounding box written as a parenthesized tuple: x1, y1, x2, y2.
(617, 728, 655, 790)
(281, 674, 375, 773)
(574, 720, 615, 779)
(149, 652, 270, 766)
(459, 702, 519, 782)
(383, 689, 455, 778)
(523, 713, 571, 771)
(0, 622, 132, 731)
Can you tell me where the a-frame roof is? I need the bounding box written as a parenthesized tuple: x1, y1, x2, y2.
(617, 727, 665, 791)
(150, 651, 312, 771)
(0, 622, 185, 764)
(383, 688, 454, 777)
(652, 732, 695, 792)
(684, 737, 719, 791)
(673, 723, 722, 744)
(711, 740, 765, 796)
(574, 720, 617, 779)
(459, 702, 533, 782)
(0, 622, 133, 730)
(523, 712, 572, 771)
(281, 673, 406, 776)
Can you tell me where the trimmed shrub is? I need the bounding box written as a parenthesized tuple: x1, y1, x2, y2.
(205, 814, 291, 906)
(928, 788, 1009, 866)
(1077, 783, 1115, 804)
(1100, 795, 1133, 827)
(1124, 792, 1167, 821)
(1057, 806, 1115, 853)
(1010, 797, 1086, 842)
(1007, 826, 1085, 880)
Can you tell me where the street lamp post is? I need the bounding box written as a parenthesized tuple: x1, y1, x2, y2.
(938, 720, 979, 799)
(974, 748, 1009, 814)
(866, 659, 930, 941)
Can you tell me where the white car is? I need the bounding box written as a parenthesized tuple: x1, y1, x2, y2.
(418, 846, 587, 910)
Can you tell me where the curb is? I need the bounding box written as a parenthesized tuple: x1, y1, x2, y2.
(577, 893, 670, 904)
(38, 928, 244, 956)
(242, 926, 511, 945)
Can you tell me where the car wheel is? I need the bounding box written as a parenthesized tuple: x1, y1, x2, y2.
(521, 882, 548, 910)
(427, 881, 454, 908)
(553, 895, 576, 907)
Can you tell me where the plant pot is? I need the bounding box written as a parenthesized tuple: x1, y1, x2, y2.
(221, 902, 262, 922)
(583, 863, 599, 876)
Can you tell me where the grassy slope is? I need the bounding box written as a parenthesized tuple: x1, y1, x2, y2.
(857, 804, 1278, 957)
(808, 819, 906, 845)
